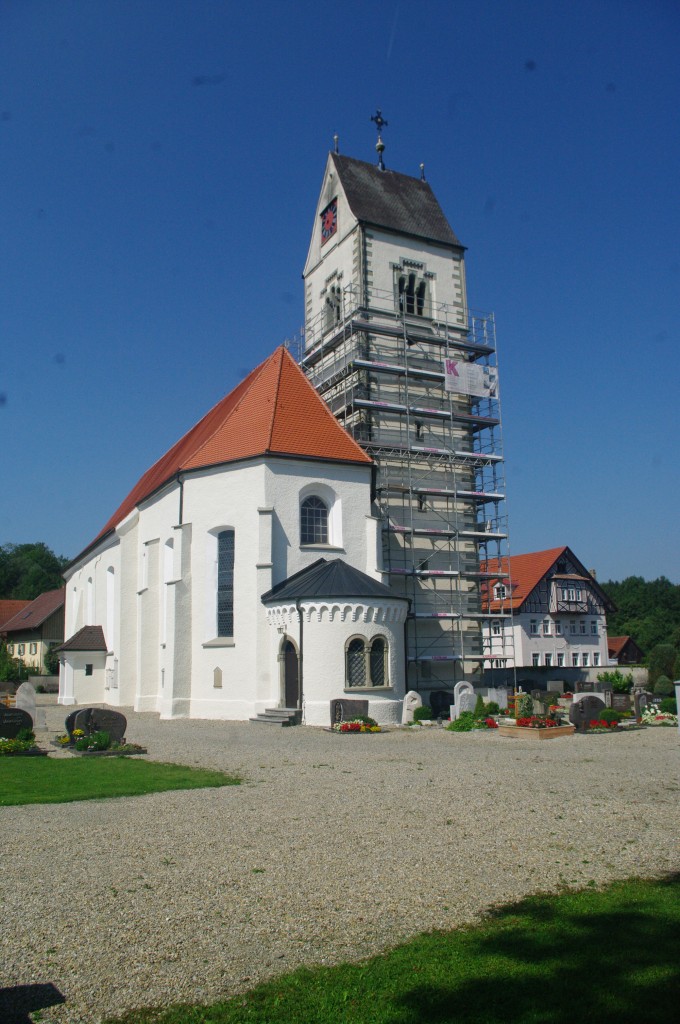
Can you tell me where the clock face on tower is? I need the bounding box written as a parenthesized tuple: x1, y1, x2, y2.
(320, 199, 338, 245)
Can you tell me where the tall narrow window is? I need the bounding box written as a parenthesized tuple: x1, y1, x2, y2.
(346, 638, 366, 687)
(217, 529, 235, 637)
(369, 637, 387, 685)
(301, 496, 328, 545)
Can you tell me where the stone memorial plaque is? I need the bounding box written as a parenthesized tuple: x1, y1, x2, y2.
(330, 699, 369, 726)
(569, 695, 605, 732)
(612, 693, 632, 713)
(401, 690, 422, 725)
(0, 706, 33, 739)
(429, 691, 455, 719)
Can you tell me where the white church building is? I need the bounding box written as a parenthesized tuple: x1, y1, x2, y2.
(58, 346, 409, 725)
(59, 134, 510, 723)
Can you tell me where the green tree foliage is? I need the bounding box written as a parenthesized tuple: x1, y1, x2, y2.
(646, 644, 677, 688)
(0, 542, 69, 599)
(601, 576, 680, 657)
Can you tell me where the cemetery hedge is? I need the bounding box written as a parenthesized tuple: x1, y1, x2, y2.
(105, 875, 680, 1024)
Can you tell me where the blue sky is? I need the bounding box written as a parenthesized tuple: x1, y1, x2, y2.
(2, 0, 679, 583)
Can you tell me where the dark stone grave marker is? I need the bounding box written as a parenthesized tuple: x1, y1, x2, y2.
(430, 691, 455, 719)
(65, 710, 79, 740)
(575, 681, 595, 693)
(330, 699, 369, 726)
(612, 693, 632, 713)
(633, 691, 648, 719)
(569, 695, 605, 732)
(0, 706, 33, 739)
(70, 707, 127, 743)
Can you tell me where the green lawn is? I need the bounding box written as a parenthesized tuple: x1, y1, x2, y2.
(0, 757, 240, 805)
(107, 876, 680, 1024)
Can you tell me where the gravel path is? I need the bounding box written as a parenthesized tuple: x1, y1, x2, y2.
(1, 699, 678, 1023)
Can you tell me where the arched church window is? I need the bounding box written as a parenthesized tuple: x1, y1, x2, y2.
(216, 529, 235, 636)
(300, 495, 328, 545)
(345, 635, 390, 688)
(346, 637, 366, 687)
(369, 636, 387, 685)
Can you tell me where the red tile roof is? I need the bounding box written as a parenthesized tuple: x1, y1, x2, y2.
(482, 546, 569, 612)
(84, 347, 371, 556)
(0, 600, 31, 630)
(1, 589, 65, 633)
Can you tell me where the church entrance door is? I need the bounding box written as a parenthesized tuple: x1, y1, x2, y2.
(283, 640, 299, 708)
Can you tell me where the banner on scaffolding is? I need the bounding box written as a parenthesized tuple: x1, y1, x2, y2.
(443, 358, 498, 398)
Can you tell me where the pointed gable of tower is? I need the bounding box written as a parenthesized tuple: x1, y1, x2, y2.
(85, 347, 370, 554)
(304, 151, 463, 278)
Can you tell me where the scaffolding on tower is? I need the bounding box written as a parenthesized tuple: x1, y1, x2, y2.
(300, 284, 514, 693)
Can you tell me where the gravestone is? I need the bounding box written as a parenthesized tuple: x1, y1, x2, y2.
(330, 698, 369, 726)
(450, 680, 475, 721)
(15, 682, 36, 721)
(429, 691, 455, 719)
(569, 694, 605, 732)
(612, 693, 632, 713)
(401, 690, 422, 725)
(458, 692, 477, 715)
(0, 706, 34, 739)
(65, 710, 79, 740)
(575, 681, 595, 693)
(486, 686, 508, 709)
(71, 707, 127, 744)
(633, 691, 648, 720)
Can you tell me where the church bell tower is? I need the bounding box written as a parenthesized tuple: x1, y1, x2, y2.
(301, 121, 511, 693)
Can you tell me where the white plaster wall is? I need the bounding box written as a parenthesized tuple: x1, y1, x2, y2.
(264, 458, 375, 586)
(268, 599, 408, 727)
(366, 229, 466, 316)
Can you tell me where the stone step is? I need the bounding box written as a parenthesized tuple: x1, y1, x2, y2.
(249, 707, 300, 726)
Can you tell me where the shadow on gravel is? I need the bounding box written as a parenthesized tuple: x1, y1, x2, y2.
(0, 982, 66, 1023)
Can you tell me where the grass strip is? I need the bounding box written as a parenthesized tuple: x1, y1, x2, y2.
(0, 757, 240, 805)
(108, 875, 680, 1024)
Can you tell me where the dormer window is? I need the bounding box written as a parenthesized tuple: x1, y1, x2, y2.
(494, 583, 507, 601)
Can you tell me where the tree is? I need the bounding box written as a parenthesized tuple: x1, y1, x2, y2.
(0, 543, 69, 600)
(647, 644, 677, 688)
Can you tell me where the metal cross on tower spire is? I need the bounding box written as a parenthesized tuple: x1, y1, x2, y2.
(371, 109, 388, 170)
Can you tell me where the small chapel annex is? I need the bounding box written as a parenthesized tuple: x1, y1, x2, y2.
(58, 347, 409, 725)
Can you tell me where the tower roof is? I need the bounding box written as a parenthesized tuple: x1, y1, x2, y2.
(330, 153, 462, 247)
(81, 347, 371, 558)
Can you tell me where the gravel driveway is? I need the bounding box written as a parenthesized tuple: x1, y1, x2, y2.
(1, 698, 678, 1023)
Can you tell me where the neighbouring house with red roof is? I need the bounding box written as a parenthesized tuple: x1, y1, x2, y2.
(59, 347, 408, 724)
(2, 589, 65, 673)
(608, 635, 644, 665)
(481, 546, 615, 678)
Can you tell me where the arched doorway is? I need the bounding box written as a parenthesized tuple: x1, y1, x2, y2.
(282, 638, 299, 708)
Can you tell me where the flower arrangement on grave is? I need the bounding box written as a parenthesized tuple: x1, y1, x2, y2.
(641, 709, 678, 727)
(0, 728, 40, 756)
(55, 728, 146, 753)
(333, 716, 381, 733)
(515, 715, 561, 729)
(446, 711, 498, 732)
